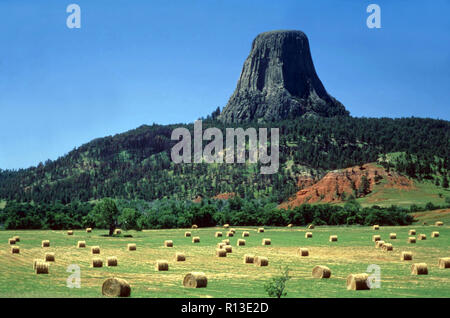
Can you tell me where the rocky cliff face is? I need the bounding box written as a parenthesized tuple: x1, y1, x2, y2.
(219, 30, 348, 123)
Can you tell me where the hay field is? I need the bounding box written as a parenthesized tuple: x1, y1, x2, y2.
(0, 225, 449, 297)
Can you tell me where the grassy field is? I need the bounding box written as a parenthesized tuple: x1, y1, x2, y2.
(1, 224, 449, 298)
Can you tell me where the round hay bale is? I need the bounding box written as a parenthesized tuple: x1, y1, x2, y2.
(164, 240, 173, 248)
(183, 272, 207, 288)
(431, 231, 439, 238)
(226, 231, 234, 237)
(346, 273, 370, 290)
(45, 252, 55, 262)
(254, 256, 269, 266)
(224, 245, 233, 253)
(329, 235, 338, 242)
(67, 230, 73, 236)
(375, 240, 385, 248)
(372, 235, 381, 242)
(107, 256, 118, 267)
(11, 246, 20, 254)
(175, 253, 185, 262)
(390, 233, 397, 239)
(418, 234, 427, 240)
(13, 236, 20, 242)
(408, 229, 416, 235)
(35, 261, 49, 274)
(217, 242, 226, 249)
(257, 228, 264, 233)
(237, 239, 246, 246)
(33, 259, 44, 270)
(192, 236, 200, 243)
(243, 254, 254, 264)
(222, 239, 230, 245)
(216, 249, 227, 257)
(408, 237, 416, 244)
(155, 260, 169, 271)
(191, 224, 198, 229)
(41, 240, 50, 248)
(308, 224, 315, 229)
(312, 265, 331, 279)
(401, 251, 413, 261)
(184, 231, 191, 237)
(102, 278, 131, 297)
(230, 228, 236, 234)
(373, 225, 380, 230)
(435, 221, 444, 226)
(242, 231, 250, 237)
(91, 246, 101, 254)
(8, 238, 16, 245)
(92, 258, 103, 268)
(223, 224, 230, 229)
(411, 263, 428, 275)
(77, 241, 86, 248)
(287, 224, 293, 228)
(305, 232, 313, 238)
(86, 227, 92, 233)
(438, 257, 450, 269)
(215, 232, 223, 238)
(298, 248, 309, 256)
(113, 229, 122, 235)
(262, 238, 271, 246)
(127, 243, 137, 251)
(382, 243, 393, 251)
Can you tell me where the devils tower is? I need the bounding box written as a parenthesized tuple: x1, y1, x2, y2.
(219, 30, 348, 123)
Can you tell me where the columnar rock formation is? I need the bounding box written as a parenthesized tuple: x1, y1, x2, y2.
(219, 30, 348, 123)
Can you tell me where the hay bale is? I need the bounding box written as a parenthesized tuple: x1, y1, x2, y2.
(127, 243, 137, 251)
(346, 273, 370, 290)
(401, 252, 413, 261)
(13, 236, 20, 242)
(113, 229, 122, 235)
(373, 225, 380, 230)
(91, 246, 101, 254)
(191, 224, 198, 229)
(305, 232, 313, 238)
(8, 238, 16, 245)
(418, 234, 427, 240)
(237, 239, 246, 246)
(329, 235, 338, 242)
(155, 260, 169, 271)
(184, 231, 191, 237)
(226, 231, 234, 237)
(67, 230, 74, 235)
(308, 224, 315, 229)
(45, 252, 55, 262)
(175, 252, 186, 262)
(411, 263, 428, 275)
(242, 231, 250, 237)
(408, 237, 416, 244)
(390, 233, 397, 239)
(164, 240, 173, 248)
(91, 258, 103, 268)
(382, 243, 393, 251)
(41, 240, 50, 247)
(102, 278, 131, 297)
(77, 241, 86, 248)
(192, 236, 200, 243)
(438, 257, 450, 269)
(375, 240, 385, 248)
(222, 239, 230, 245)
(223, 224, 230, 229)
(224, 245, 233, 253)
(217, 242, 226, 249)
(372, 235, 381, 242)
(312, 265, 331, 279)
(243, 254, 254, 264)
(287, 224, 293, 228)
(262, 238, 271, 245)
(86, 227, 92, 233)
(257, 228, 264, 233)
(431, 231, 439, 238)
(216, 249, 227, 257)
(33, 259, 44, 269)
(298, 248, 309, 256)
(11, 246, 20, 254)
(435, 221, 444, 226)
(230, 228, 236, 234)
(107, 256, 118, 267)
(215, 232, 223, 238)
(35, 261, 49, 274)
(409, 229, 416, 235)
(183, 272, 207, 288)
(254, 256, 269, 266)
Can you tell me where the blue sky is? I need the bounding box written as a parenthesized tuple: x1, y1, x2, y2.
(0, 0, 449, 169)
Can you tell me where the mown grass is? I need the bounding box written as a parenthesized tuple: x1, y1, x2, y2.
(0, 224, 449, 298)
